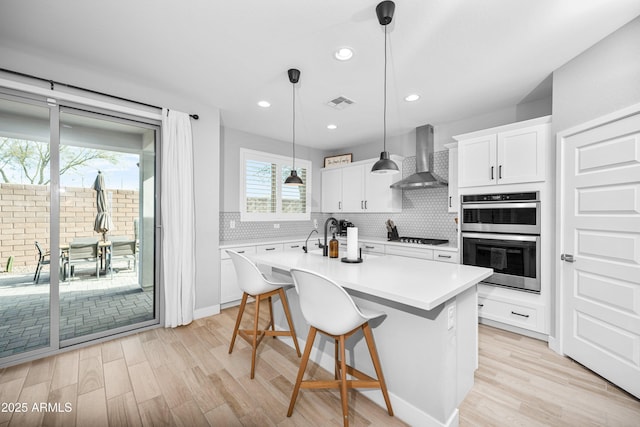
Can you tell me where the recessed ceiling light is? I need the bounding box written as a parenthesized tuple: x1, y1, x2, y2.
(327, 124, 337, 130)
(405, 94, 420, 102)
(257, 100, 271, 108)
(334, 47, 354, 61)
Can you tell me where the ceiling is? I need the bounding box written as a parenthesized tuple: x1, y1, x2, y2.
(1, 0, 639, 150)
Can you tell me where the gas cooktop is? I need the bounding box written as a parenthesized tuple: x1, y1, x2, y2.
(390, 237, 449, 245)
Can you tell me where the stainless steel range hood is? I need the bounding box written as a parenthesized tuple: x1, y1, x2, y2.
(390, 124, 448, 189)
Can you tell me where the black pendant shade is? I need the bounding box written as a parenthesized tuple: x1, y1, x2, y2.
(285, 68, 303, 186)
(371, 151, 399, 174)
(371, 1, 399, 175)
(284, 169, 304, 185)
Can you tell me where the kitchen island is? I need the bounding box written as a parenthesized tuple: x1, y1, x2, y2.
(250, 251, 492, 427)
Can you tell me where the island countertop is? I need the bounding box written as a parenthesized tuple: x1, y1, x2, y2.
(250, 251, 492, 311)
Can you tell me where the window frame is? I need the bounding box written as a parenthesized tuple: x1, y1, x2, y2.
(239, 148, 312, 222)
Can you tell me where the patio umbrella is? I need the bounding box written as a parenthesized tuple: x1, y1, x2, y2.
(92, 171, 113, 241)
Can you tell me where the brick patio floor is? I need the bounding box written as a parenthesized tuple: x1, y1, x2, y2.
(0, 262, 155, 359)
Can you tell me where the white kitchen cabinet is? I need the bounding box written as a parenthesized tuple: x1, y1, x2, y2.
(360, 242, 385, 255)
(444, 142, 459, 213)
(321, 167, 343, 212)
(321, 156, 403, 213)
(256, 243, 283, 254)
(220, 246, 256, 305)
(434, 250, 459, 264)
(455, 116, 551, 188)
(284, 241, 305, 252)
(385, 245, 434, 260)
(341, 164, 364, 211)
(477, 291, 546, 334)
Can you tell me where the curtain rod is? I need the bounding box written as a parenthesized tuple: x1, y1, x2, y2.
(0, 67, 199, 120)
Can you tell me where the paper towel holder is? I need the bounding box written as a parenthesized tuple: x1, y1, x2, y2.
(341, 248, 363, 263)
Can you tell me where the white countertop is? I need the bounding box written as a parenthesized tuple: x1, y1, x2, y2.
(250, 251, 491, 311)
(220, 234, 458, 251)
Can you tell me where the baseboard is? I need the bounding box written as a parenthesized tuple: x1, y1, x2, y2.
(194, 304, 220, 320)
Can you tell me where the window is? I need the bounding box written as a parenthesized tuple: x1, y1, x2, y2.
(240, 148, 311, 221)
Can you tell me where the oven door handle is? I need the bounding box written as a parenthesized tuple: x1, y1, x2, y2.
(461, 202, 539, 209)
(462, 232, 539, 242)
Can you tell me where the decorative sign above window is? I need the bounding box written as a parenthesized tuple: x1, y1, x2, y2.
(324, 153, 353, 168)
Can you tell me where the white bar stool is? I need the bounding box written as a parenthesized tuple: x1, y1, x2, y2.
(226, 250, 301, 379)
(287, 268, 393, 427)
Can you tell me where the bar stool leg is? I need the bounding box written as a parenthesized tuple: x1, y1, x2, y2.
(287, 326, 317, 417)
(268, 295, 275, 338)
(339, 334, 349, 427)
(362, 322, 393, 416)
(250, 294, 261, 379)
(279, 288, 301, 357)
(334, 338, 340, 379)
(229, 293, 249, 354)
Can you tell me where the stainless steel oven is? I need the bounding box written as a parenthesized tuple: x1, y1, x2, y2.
(461, 192, 541, 293)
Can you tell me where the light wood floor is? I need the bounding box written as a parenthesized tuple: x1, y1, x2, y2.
(0, 303, 638, 426)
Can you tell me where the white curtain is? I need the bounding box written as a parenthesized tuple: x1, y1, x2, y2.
(161, 108, 196, 327)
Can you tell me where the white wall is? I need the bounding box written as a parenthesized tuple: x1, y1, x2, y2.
(0, 46, 222, 316)
(220, 126, 326, 212)
(553, 16, 640, 135)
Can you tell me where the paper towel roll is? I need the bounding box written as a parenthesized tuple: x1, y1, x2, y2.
(347, 227, 358, 260)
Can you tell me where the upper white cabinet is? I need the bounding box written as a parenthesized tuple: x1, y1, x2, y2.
(444, 142, 459, 213)
(321, 156, 403, 213)
(321, 167, 343, 212)
(455, 116, 551, 188)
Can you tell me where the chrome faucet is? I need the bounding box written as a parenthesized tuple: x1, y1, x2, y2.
(322, 217, 338, 256)
(303, 229, 318, 253)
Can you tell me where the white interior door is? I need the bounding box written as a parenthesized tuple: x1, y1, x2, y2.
(559, 106, 640, 398)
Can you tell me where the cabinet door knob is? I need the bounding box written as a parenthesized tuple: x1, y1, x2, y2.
(491, 166, 494, 180)
(499, 164, 502, 179)
(449, 196, 452, 207)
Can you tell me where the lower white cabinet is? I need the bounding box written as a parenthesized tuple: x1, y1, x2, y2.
(284, 241, 304, 252)
(360, 242, 385, 255)
(256, 243, 283, 253)
(385, 245, 434, 260)
(434, 250, 459, 264)
(477, 288, 546, 334)
(220, 246, 256, 305)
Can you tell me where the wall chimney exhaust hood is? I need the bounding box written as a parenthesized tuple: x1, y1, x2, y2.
(390, 124, 448, 189)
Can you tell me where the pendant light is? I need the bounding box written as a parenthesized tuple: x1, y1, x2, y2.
(284, 68, 304, 186)
(371, 1, 400, 175)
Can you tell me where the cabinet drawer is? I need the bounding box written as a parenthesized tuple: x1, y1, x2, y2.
(284, 241, 305, 252)
(361, 242, 385, 254)
(385, 245, 433, 260)
(220, 246, 256, 260)
(477, 296, 543, 333)
(434, 250, 459, 264)
(256, 243, 284, 253)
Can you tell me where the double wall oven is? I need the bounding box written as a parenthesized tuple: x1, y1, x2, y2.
(461, 192, 541, 293)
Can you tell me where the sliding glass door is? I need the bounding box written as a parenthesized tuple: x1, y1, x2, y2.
(0, 93, 53, 360)
(58, 107, 159, 346)
(0, 88, 161, 365)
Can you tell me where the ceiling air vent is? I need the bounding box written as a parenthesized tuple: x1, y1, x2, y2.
(327, 96, 355, 110)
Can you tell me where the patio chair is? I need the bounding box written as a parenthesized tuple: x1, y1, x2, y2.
(34, 241, 50, 284)
(63, 237, 100, 281)
(108, 235, 137, 274)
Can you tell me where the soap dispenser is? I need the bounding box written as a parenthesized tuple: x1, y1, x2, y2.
(329, 233, 339, 258)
